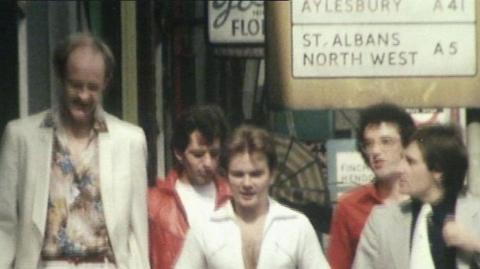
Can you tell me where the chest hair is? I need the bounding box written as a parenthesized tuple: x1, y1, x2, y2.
(237, 215, 266, 269)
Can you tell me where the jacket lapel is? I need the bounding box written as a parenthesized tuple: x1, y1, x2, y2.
(99, 130, 116, 238)
(389, 203, 412, 269)
(32, 128, 54, 238)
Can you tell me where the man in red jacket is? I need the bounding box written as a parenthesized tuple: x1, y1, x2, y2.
(328, 103, 415, 269)
(148, 105, 231, 269)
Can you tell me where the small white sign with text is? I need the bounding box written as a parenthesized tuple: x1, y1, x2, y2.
(336, 151, 374, 189)
(208, 0, 265, 44)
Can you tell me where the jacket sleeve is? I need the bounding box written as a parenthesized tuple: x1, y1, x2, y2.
(174, 229, 207, 269)
(298, 215, 331, 269)
(0, 122, 19, 268)
(128, 129, 150, 269)
(327, 202, 354, 269)
(351, 207, 381, 269)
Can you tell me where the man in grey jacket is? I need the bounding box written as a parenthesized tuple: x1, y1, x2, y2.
(353, 124, 480, 269)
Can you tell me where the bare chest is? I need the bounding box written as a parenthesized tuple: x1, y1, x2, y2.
(238, 219, 266, 269)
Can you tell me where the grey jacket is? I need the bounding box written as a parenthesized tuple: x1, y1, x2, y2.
(353, 194, 480, 269)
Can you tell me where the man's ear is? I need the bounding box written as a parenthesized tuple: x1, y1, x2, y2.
(269, 169, 278, 186)
(174, 149, 184, 164)
(432, 171, 443, 184)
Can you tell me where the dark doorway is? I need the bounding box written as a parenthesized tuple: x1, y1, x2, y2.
(0, 2, 19, 134)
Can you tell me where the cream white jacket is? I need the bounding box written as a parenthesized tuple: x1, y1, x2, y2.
(175, 199, 330, 269)
(0, 111, 150, 269)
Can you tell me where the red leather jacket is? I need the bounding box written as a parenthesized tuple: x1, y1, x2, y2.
(148, 169, 231, 269)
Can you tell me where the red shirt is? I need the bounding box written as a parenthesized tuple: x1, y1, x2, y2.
(327, 183, 383, 269)
(148, 169, 231, 269)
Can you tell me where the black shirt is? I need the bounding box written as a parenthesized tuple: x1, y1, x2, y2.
(410, 196, 457, 269)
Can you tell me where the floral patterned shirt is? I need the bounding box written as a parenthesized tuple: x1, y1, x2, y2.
(41, 111, 114, 261)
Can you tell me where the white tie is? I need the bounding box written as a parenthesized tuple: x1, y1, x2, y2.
(410, 203, 435, 269)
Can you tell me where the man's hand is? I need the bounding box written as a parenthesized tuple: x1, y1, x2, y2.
(443, 217, 480, 253)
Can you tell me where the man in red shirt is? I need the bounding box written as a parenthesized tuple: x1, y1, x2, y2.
(327, 103, 415, 269)
(148, 105, 231, 269)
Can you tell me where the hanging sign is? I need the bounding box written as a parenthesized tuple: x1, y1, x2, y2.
(208, 0, 265, 44)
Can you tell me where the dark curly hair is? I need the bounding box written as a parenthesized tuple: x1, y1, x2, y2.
(171, 104, 228, 155)
(357, 102, 416, 164)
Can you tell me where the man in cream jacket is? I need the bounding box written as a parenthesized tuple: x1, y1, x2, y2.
(0, 32, 149, 269)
